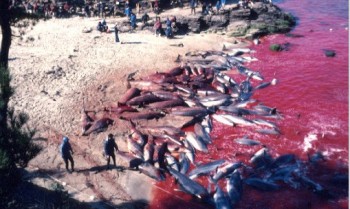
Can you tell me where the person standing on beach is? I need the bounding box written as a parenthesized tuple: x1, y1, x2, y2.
(114, 25, 120, 43)
(215, 0, 221, 13)
(130, 13, 137, 29)
(221, 0, 226, 9)
(154, 16, 162, 36)
(190, 0, 196, 14)
(60, 137, 74, 172)
(125, 5, 131, 17)
(104, 134, 119, 169)
(141, 13, 149, 24)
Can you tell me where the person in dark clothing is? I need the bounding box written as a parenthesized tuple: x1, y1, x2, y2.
(202, 1, 207, 15)
(215, 0, 221, 13)
(125, 5, 131, 17)
(170, 15, 178, 33)
(84, 4, 90, 17)
(165, 17, 173, 38)
(114, 25, 120, 43)
(130, 13, 137, 29)
(165, 17, 171, 28)
(153, 0, 160, 14)
(98, 1, 105, 18)
(97, 21, 103, 32)
(207, 3, 214, 15)
(165, 25, 173, 38)
(60, 137, 74, 172)
(104, 134, 119, 169)
(141, 13, 149, 24)
(190, 0, 196, 14)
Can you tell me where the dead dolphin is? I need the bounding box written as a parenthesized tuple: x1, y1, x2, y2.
(166, 66, 184, 76)
(118, 87, 141, 105)
(120, 110, 165, 120)
(143, 135, 155, 164)
(213, 185, 232, 209)
(188, 159, 225, 179)
(126, 94, 163, 106)
(171, 107, 208, 117)
(82, 117, 113, 136)
(139, 162, 165, 181)
(81, 110, 94, 135)
(244, 178, 280, 191)
(168, 167, 209, 199)
(148, 99, 185, 109)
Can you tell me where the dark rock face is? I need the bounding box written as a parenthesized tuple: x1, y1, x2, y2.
(115, 2, 295, 38)
(230, 9, 252, 20)
(243, 3, 296, 38)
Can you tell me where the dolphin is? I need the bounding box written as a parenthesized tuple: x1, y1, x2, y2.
(255, 82, 271, 90)
(188, 159, 226, 179)
(185, 132, 208, 153)
(148, 99, 185, 109)
(244, 178, 280, 191)
(139, 125, 185, 137)
(82, 117, 114, 136)
(126, 94, 164, 106)
(139, 162, 165, 181)
(127, 135, 144, 159)
(120, 110, 165, 120)
(143, 135, 155, 164)
(234, 137, 261, 146)
(226, 170, 243, 205)
(179, 152, 190, 174)
(213, 185, 232, 209)
(168, 167, 209, 199)
(212, 162, 243, 182)
(171, 107, 208, 117)
(166, 66, 184, 76)
(118, 87, 141, 104)
(194, 123, 212, 144)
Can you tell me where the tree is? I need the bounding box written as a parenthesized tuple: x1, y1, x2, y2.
(0, 0, 12, 69)
(0, 0, 41, 205)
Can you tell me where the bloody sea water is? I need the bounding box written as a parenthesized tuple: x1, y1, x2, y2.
(148, 0, 349, 208)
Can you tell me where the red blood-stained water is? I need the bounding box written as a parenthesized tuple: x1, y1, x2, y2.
(149, 0, 348, 208)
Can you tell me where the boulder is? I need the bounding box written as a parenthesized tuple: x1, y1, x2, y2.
(323, 49, 336, 57)
(230, 8, 251, 20)
(185, 15, 202, 33)
(227, 20, 250, 37)
(204, 14, 229, 30)
(251, 2, 268, 15)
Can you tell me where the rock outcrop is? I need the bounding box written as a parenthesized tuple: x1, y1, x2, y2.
(116, 2, 296, 39)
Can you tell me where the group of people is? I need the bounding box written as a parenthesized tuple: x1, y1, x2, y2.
(190, 0, 226, 15)
(60, 134, 119, 172)
(97, 19, 109, 32)
(153, 16, 177, 38)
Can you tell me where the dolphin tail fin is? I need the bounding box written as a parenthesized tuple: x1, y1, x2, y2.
(270, 107, 277, 115)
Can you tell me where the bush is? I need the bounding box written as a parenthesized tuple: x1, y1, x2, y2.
(0, 67, 42, 206)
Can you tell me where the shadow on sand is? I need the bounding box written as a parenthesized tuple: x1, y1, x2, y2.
(9, 172, 148, 209)
(76, 165, 126, 174)
(121, 41, 145, 44)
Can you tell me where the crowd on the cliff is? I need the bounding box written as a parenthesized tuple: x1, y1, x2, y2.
(10, 0, 271, 40)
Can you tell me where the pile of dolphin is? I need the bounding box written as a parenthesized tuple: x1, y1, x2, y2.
(81, 48, 336, 208)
